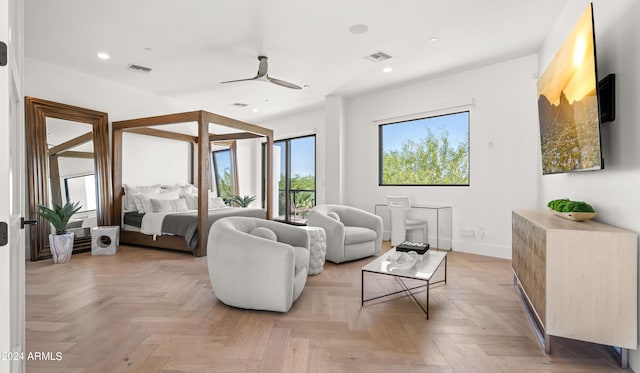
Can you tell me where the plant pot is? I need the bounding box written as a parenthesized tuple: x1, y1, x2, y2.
(49, 232, 74, 263)
(552, 211, 597, 222)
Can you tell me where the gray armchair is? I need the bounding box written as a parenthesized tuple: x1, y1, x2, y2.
(307, 204, 383, 263)
(207, 217, 310, 312)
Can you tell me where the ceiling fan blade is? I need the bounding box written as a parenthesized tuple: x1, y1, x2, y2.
(267, 76, 302, 90)
(220, 76, 260, 84)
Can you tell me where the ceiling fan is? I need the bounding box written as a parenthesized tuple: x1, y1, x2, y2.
(220, 56, 302, 90)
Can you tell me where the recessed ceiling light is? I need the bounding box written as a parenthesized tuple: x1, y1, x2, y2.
(429, 37, 439, 43)
(349, 24, 368, 35)
(303, 84, 310, 89)
(144, 47, 153, 52)
(383, 67, 393, 73)
(97, 52, 110, 60)
(252, 108, 260, 113)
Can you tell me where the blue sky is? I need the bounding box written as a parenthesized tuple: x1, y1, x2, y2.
(382, 111, 469, 152)
(213, 149, 231, 173)
(275, 136, 316, 177)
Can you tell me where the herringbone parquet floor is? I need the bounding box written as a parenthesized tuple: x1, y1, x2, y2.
(25, 243, 628, 372)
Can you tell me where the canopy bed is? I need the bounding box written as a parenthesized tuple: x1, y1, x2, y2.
(112, 110, 274, 257)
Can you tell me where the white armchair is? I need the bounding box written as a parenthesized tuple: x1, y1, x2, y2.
(307, 204, 383, 264)
(207, 217, 310, 312)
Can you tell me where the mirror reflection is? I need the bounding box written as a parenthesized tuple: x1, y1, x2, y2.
(45, 118, 97, 232)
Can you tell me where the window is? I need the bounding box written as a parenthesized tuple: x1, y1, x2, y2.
(64, 174, 96, 212)
(379, 111, 470, 186)
(263, 135, 316, 223)
(211, 149, 235, 199)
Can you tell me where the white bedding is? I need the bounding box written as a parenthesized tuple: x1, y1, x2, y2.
(139, 211, 183, 238)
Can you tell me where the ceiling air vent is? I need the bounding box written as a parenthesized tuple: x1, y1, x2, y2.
(126, 63, 152, 74)
(231, 103, 249, 108)
(364, 51, 392, 62)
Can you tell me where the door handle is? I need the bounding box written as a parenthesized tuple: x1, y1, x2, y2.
(21, 217, 38, 229)
(0, 222, 7, 246)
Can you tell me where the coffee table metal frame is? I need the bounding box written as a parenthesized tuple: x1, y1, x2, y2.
(361, 249, 447, 319)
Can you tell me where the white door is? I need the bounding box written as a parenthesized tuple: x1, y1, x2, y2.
(1, 0, 25, 372)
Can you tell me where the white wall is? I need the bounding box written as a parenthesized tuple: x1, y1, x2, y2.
(259, 108, 326, 205)
(538, 0, 640, 366)
(344, 55, 540, 258)
(121, 132, 190, 186)
(235, 138, 262, 207)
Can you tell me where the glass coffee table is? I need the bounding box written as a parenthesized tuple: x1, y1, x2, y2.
(361, 249, 447, 319)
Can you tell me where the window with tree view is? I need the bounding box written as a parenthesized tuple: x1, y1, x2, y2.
(379, 111, 469, 186)
(212, 149, 234, 199)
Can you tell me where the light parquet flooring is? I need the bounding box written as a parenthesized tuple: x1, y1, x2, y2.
(25, 243, 628, 372)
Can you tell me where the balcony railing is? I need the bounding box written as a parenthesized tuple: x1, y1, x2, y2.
(277, 189, 315, 223)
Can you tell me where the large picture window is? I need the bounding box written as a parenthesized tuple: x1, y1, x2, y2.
(379, 111, 470, 186)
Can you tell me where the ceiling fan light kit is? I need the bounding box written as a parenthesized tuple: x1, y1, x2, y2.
(221, 56, 302, 90)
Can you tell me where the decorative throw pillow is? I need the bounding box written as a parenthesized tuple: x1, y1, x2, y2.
(150, 198, 189, 212)
(326, 212, 341, 222)
(139, 191, 180, 213)
(250, 227, 277, 241)
(123, 184, 161, 211)
(209, 196, 227, 209)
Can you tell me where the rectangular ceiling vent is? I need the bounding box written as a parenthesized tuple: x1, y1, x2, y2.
(231, 102, 248, 107)
(364, 51, 392, 62)
(126, 63, 152, 74)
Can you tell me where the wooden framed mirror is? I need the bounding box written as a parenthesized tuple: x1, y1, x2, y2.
(25, 97, 112, 261)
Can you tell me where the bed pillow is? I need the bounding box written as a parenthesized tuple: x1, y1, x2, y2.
(250, 227, 277, 241)
(150, 198, 189, 213)
(162, 183, 196, 195)
(178, 184, 197, 195)
(123, 184, 160, 212)
(182, 192, 199, 210)
(209, 196, 227, 209)
(138, 191, 180, 213)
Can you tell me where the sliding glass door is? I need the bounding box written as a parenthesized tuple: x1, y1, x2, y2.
(266, 135, 316, 223)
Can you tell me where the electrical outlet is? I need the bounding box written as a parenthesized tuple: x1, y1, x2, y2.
(462, 227, 475, 237)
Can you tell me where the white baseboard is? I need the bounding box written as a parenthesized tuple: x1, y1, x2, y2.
(452, 240, 511, 259)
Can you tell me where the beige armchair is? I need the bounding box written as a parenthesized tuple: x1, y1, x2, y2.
(307, 204, 383, 264)
(207, 217, 310, 312)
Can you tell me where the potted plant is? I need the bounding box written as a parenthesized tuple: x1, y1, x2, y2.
(227, 195, 256, 208)
(36, 201, 82, 263)
(547, 198, 596, 221)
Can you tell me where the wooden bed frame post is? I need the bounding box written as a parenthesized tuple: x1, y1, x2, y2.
(195, 111, 210, 257)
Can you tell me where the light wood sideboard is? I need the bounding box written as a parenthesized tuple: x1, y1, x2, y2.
(512, 209, 637, 366)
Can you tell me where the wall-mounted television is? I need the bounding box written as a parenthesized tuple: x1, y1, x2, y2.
(537, 3, 603, 175)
